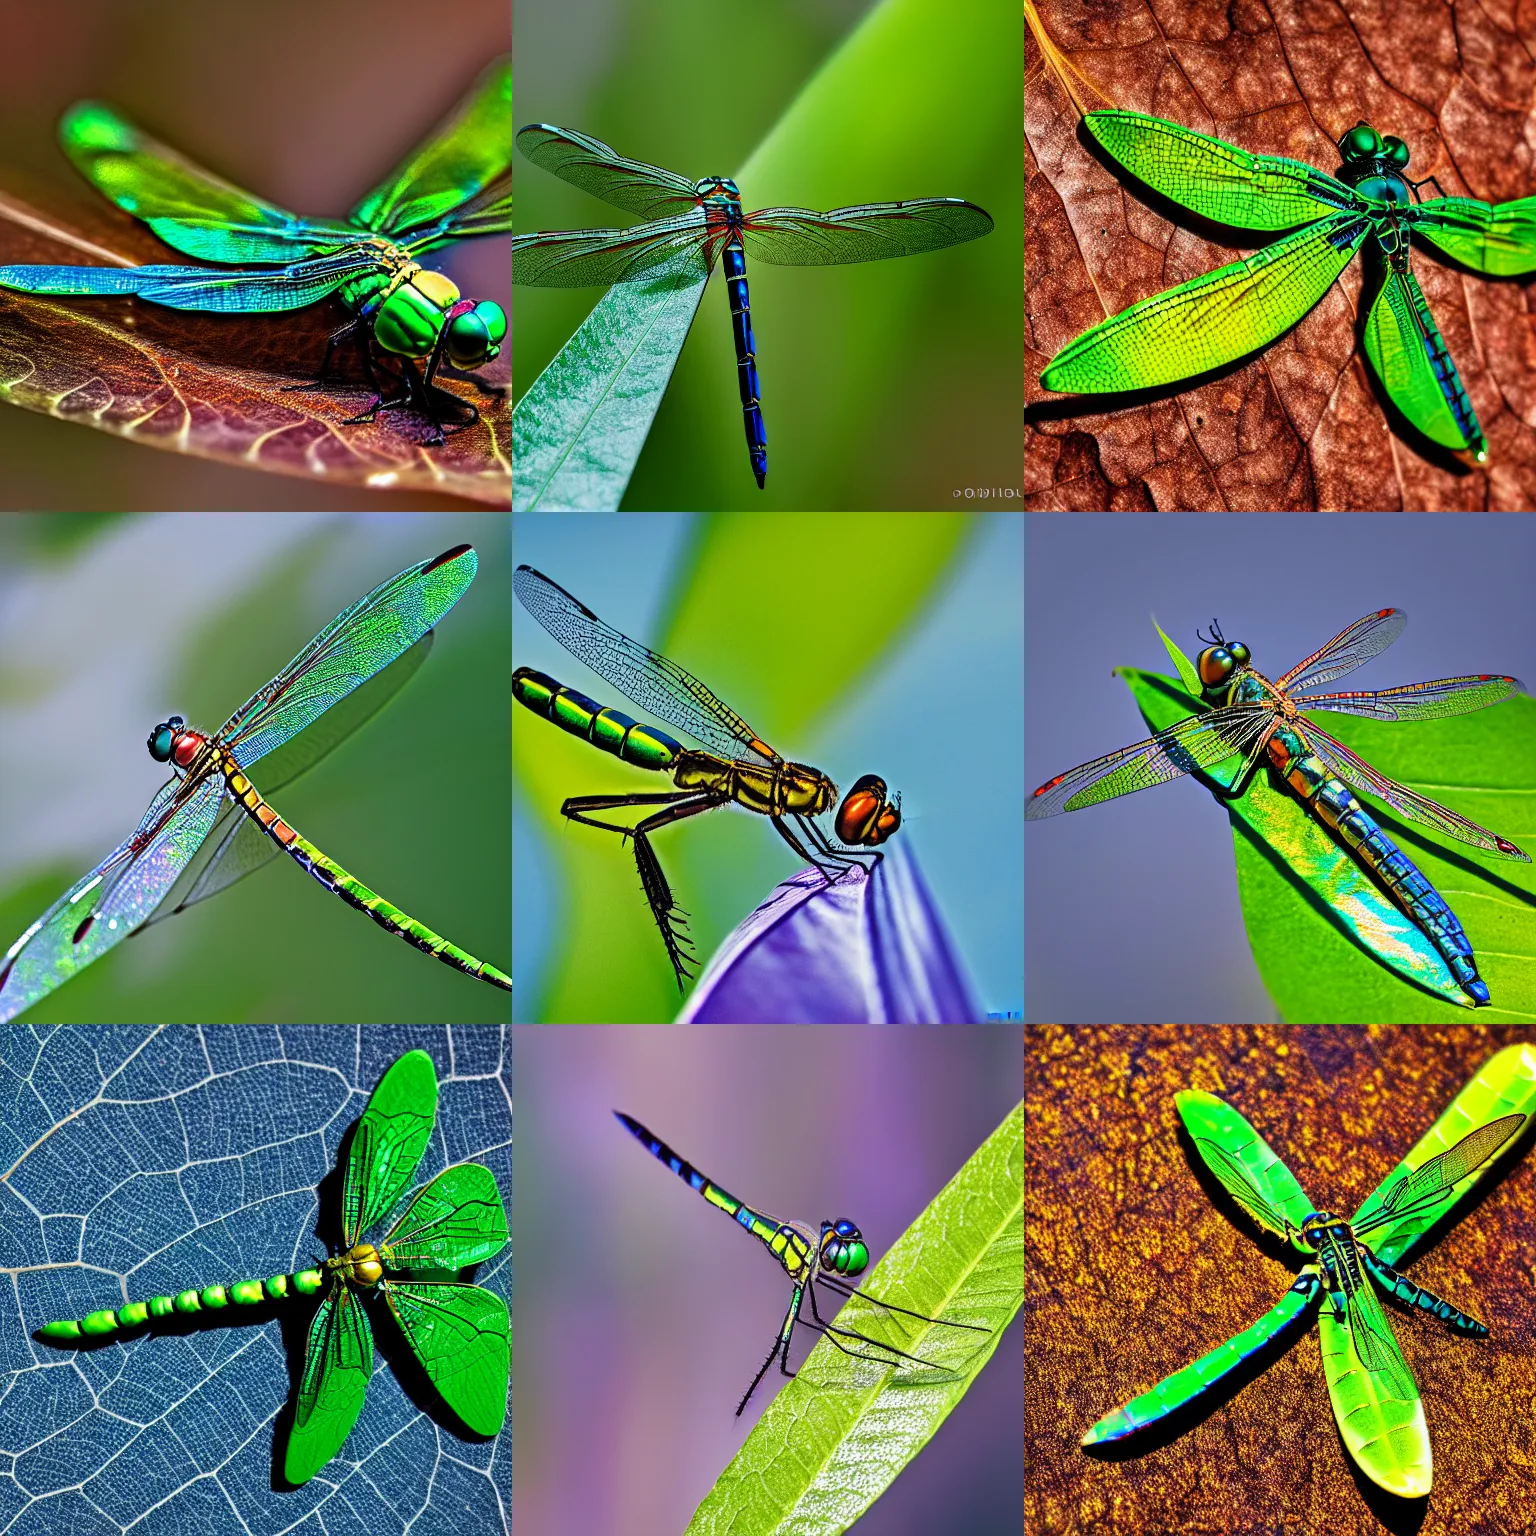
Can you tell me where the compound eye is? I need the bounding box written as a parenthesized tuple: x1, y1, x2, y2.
(445, 300, 507, 367)
(1341, 123, 1381, 160)
(1382, 135, 1410, 169)
(1197, 646, 1234, 687)
(1228, 641, 1250, 666)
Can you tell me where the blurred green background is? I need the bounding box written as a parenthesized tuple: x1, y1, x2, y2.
(0, 0, 510, 510)
(512, 511, 1023, 1023)
(513, 0, 1022, 509)
(0, 513, 510, 1022)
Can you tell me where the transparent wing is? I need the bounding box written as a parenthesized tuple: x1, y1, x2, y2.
(1411, 195, 1536, 276)
(514, 564, 770, 762)
(283, 1285, 374, 1486)
(1083, 111, 1361, 230)
(352, 56, 511, 241)
(1174, 1090, 1316, 1243)
(515, 122, 701, 219)
(1025, 702, 1274, 819)
(510, 212, 711, 287)
(57, 100, 355, 263)
(1295, 672, 1523, 721)
(383, 1280, 509, 1436)
(741, 199, 993, 265)
(1083, 1271, 1321, 1444)
(343, 1050, 438, 1246)
(380, 1164, 508, 1271)
(1300, 718, 1528, 859)
(1273, 608, 1407, 692)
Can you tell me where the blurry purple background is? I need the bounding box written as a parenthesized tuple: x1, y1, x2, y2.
(512, 1025, 1023, 1535)
(0, 0, 509, 509)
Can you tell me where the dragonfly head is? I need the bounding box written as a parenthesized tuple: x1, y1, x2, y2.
(1337, 122, 1412, 203)
(834, 774, 902, 847)
(819, 1219, 869, 1277)
(1194, 622, 1252, 691)
(693, 175, 742, 205)
(147, 716, 205, 770)
(1299, 1210, 1347, 1249)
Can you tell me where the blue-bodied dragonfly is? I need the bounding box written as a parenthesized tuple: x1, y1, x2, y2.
(513, 565, 900, 989)
(511, 124, 993, 487)
(614, 1112, 988, 1415)
(1026, 609, 1527, 1005)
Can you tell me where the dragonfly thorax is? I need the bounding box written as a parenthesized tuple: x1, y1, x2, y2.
(329, 1242, 383, 1288)
(818, 1219, 869, 1278)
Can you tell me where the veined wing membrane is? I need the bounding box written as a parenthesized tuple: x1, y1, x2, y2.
(1301, 719, 1529, 859)
(343, 1051, 437, 1243)
(380, 1164, 508, 1270)
(284, 1287, 374, 1486)
(1083, 112, 1361, 230)
(1294, 673, 1523, 721)
(1274, 608, 1408, 693)
(514, 123, 701, 220)
(1342, 1275, 1417, 1404)
(1412, 196, 1536, 276)
(510, 215, 712, 288)
(384, 1282, 509, 1435)
(1040, 213, 1370, 393)
(1175, 1090, 1317, 1241)
(742, 199, 994, 264)
(1025, 703, 1274, 818)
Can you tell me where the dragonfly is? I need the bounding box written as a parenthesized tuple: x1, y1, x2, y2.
(0, 57, 510, 443)
(513, 565, 901, 989)
(1026, 608, 1527, 1005)
(614, 1112, 988, 1415)
(36, 1050, 509, 1486)
(0, 544, 511, 1021)
(511, 123, 993, 487)
(1083, 1044, 1536, 1496)
(1039, 112, 1536, 465)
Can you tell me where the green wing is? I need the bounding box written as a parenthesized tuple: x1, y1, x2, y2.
(379, 1163, 508, 1270)
(1174, 1090, 1316, 1245)
(352, 56, 511, 248)
(383, 1281, 509, 1435)
(1352, 1044, 1536, 1265)
(344, 1051, 438, 1246)
(284, 1285, 375, 1486)
(1084, 112, 1360, 230)
(1040, 212, 1370, 393)
(1318, 1277, 1429, 1496)
(1082, 1270, 1321, 1444)
(1362, 265, 1487, 461)
(1412, 196, 1536, 275)
(58, 101, 357, 263)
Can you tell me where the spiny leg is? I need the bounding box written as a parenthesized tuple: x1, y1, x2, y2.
(736, 1286, 802, 1416)
(561, 789, 727, 989)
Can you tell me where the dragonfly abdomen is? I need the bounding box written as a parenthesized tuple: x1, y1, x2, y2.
(38, 1267, 325, 1340)
(513, 667, 682, 771)
(720, 236, 767, 489)
(1267, 727, 1488, 1004)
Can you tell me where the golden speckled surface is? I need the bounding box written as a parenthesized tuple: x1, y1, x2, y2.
(1025, 1026, 1536, 1536)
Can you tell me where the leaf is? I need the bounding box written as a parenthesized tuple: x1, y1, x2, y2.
(683, 1102, 1022, 1536)
(5, 1027, 510, 1529)
(0, 176, 510, 505)
(1117, 666, 1536, 1022)
(1025, 0, 1536, 510)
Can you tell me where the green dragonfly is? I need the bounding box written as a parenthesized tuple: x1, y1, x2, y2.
(0, 544, 510, 1021)
(1084, 1043, 1536, 1496)
(1040, 112, 1536, 464)
(37, 1050, 509, 1485)
(615, 1112, 989, 1414)
(0, 58, 509, 443)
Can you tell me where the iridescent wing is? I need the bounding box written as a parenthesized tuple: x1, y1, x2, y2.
(1272, 608, 1407, 692)
(514, 564, 774, 763)
(55, 100, 356, 263)
(283, 1283, 375, 1486)
(1082, 112, 1361, 230)
(379, 1163, 508, 1271)
(1411, 195, 1536, 276)
(515, 122, 702, 220)
(1294, 673, 1523, 722)
(1025, 699, 1275, 819)
(1174, 1090, 1317, 1244)
(355, 57, 512, 249)
(381, 1281, 509, 1436)
(0, 546, 478, 1022)
(741, 199, 993, 264)
(1296, 716, 1528, 859)
(510, 212, 712, 288)
(1083, 1271, 1321, 1444)
(343, 1051, 438, 1248)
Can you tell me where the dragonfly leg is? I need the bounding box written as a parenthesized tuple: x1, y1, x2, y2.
(816, 1272, 991, 1336)
(797, 813, 882, 877)
(736, 1286, 802, 1416)
(561, 790, 727, 989)
(770, 813, 869, 886)
(797, 1277, 958, 1374)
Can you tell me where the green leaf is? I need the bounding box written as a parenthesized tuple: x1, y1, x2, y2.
(1152, 615, 1202, 696)
(1117, 667, 1536, 1022)
(683, 1103, 1022, 1536)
